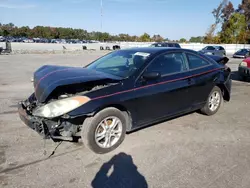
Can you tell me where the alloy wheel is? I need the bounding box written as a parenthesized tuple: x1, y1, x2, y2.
(94, 116, 123, 148)
(208, 91, 221, 112)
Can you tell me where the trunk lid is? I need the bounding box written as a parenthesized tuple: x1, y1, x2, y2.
(205, 55, 229, 65)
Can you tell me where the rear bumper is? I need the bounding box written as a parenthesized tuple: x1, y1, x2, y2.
(238, 67, 250, 77)
(223, 72, 232, 101)
(233, 55, 245, 58)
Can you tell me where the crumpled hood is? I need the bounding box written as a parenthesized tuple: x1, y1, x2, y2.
(33, 65, 121, 102)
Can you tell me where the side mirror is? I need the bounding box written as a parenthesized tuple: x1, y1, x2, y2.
(142, 72, 161, 80)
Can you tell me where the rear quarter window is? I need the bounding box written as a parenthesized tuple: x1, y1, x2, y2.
(186, 53, 210, 69)
(206, 46, 215, 50)
(166, 43, 174, 47)
(174, 44, 181, 48)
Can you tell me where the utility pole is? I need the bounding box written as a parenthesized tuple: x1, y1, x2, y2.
(100, 0, 103, 42)
(101, 0, 103, 32)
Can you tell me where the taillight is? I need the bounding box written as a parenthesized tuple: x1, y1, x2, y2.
(240, 61, 248, 67)
(241, 60, 250, 68)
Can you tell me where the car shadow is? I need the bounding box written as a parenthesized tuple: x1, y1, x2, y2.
(0, 145, 82, 174)
(91, 152, 148, 188)
(127, 110, 196, 134)
(231, 71, 241, 81)
(231, 71, 250, 82)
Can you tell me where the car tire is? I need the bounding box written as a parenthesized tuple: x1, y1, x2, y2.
(200, 86, 223, 116)
(81, 107, 127, 154)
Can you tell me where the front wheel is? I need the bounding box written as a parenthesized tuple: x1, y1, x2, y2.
(200, 86, 223, 116)
(81, 107, 127, 154)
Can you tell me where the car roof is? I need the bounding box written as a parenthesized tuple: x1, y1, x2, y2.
(153, 42, 179, 44)
(121, 47, 192, 54)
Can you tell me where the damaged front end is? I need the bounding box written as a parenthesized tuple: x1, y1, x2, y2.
(18, 65, 122, 142)
(18, 82, 113, 142)
(18, 93, 87, 142)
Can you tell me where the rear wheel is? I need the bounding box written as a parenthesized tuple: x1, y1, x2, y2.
(81, 107, 127, 154)
(200, 86, 222, 116)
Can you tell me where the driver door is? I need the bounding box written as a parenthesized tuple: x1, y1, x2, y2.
(133, 52, 194, 127)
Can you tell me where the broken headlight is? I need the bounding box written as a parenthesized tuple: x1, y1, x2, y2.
(33, 96, 90, 118)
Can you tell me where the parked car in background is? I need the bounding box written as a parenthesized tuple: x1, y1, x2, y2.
(233, 49, 250, 58)
(150, 42, 181, 48)
(0, 36, 100, 44)
(0, 36, 5, 42)
(18, 47, 232, 154)
(238, 57, 250, 81)
(22, 38, 34, 43)
(199, 46, 226, 57)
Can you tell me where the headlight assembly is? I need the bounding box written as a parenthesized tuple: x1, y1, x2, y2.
(33, 96, 90, 118)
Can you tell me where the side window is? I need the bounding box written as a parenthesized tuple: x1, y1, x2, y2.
(219, 46, 225, 50)
(175, 44, 181, 48)
(207, 46, 215, 50)
(146, 53, 187, 75)
(186, 53, 210, 69)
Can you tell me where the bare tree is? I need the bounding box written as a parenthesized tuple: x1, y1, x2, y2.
(205, 0, 228, 42)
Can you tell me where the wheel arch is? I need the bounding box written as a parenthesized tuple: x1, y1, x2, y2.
(92, 104, 133, 132)
(216, 83, 230, 101)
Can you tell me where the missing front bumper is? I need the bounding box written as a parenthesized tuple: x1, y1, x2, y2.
(18, 102, 82, 142)
(18, 103, 51, 139)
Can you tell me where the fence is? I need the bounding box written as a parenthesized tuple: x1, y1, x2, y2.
(0, 42, 250, 54)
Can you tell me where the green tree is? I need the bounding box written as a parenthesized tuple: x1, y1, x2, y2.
(179, 38, 187, 43)
(189, 36, 204, 43)
(221, 13, 247, 43)
(15, 26, 31, 37)
(0, 22, 166, 42)
(139, 33, 151, 42)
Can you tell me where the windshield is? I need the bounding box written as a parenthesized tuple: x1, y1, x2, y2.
(86, 50, 151, 78)
(237, 49, 248, 53)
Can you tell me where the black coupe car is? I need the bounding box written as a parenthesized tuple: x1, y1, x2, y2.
(18, 48, 232, 154)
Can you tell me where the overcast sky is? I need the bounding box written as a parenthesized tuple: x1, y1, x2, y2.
(0, 0, 241, 40)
